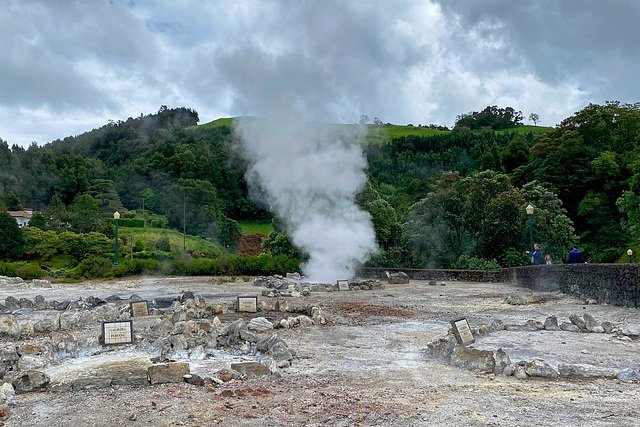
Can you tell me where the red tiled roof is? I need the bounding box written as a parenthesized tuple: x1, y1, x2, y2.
(8, 211, 33, 219)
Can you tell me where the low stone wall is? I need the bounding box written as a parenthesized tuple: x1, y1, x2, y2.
(361, 264, 640, 308)
(359, 267, 512, 283)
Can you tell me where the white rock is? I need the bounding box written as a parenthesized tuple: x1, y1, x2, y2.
(0, 383, 15, 405)
(212, 317, 223, 328)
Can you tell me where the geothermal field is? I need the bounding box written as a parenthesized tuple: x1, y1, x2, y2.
(1, 274, 639, 427)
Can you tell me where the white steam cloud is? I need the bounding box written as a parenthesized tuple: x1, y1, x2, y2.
(234, 116, 378, 283)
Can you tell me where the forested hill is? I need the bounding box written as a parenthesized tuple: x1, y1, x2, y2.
(1, 102, 640, 268)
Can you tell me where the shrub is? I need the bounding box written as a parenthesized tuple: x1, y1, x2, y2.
(0, 261, 17, 277)
(133, 240, 144, 252)
(452, 254, 501, 270)
(187, 258, 217, 275)
(113, 258, 163, 277)
(156, 235, 171, 252)
(118, 219, 145, 228)
(15, 263, 46, 280)
(71, 256, 114, 279)
(59, 232, 110, 260)
(22, 227, 59, 259)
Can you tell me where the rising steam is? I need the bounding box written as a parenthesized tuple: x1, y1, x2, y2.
(234, 116, 378, 283)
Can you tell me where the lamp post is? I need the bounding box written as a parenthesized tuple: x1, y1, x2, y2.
(627, 249, 633, 263)
(113, 211, 120, 266)
(526, 204, 534, 255)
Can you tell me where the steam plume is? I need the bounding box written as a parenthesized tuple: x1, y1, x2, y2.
(235, 116, 378, 283)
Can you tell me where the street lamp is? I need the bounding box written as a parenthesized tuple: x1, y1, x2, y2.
(627, 249, 633, 263)
(526, 204, 534, 255)
(113, 211, 120, 266)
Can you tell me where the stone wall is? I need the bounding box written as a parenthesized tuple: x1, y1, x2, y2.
(359, 267, 512, 283)
(360, 264, 640, 308)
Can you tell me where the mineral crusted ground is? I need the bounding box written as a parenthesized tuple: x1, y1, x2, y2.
(1, 276, 640, 426)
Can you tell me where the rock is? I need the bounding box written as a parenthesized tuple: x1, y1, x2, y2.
(230, 362, 271, 376)
(180, 292, 195, 303)
(269, 342, 293, 362)
(59, 311, 96, 330)
(212, 317, 223, 328)
(73, 377, 112, 390)
(583, 314, 604, 333)
(0, 383, 15, 405)
(490, 319, 505, 331)
(451, 346, 495, 373)
(0, 315, 21, 338)
(310, 307, 326, 325)
(0, 403, 9, 421)
(218, 368, 233, 382)
(279, 319, 290, 329)
(586, 298, 597, 305)
(296, 315, 314, 327)
(478, 324, 491, 335)
(560, 322, 580, 332)
(31, 279, 52, 288)
(622, 325, 640, 336)
(526, 320, 544, 330)
(502, 364, 516, 376)
(148, 362, 190, 385)
(569, 314, 586, 330)
(4, 297, 20, 310)
(33, 295, 49, 310)
(33, 313, 61, 333)
(10, 370, 50, 392)
(558, 364, 618, 379)
(386, 271, 409, 284)
(543, 316, 560, 331)
(514, 364, 528, 380)
(428, 281, 437, 286)
(617, 368, 640, 380)
(248, 317, 274, 333)
(494, 348, 511, 374)
(17, 355, 49, 371)
(524, 360, 557, 378)
(601, 321, 614, 333)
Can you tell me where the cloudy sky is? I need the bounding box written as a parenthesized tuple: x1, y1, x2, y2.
(2, 0, 639, 147)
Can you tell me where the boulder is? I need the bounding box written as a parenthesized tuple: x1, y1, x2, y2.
(0, 383, 15, 405)
(10, 370, 50, 393)
(494, 348, 511, 374)
(31, 279, 52, 288)
(514, 364, 528, 379)
(617, 368, 640, 380)
(569, 314, 586, 331)
(248, 317, 274, 333)
(622, 325, 640, 337)
(4, 297, 20, 311)
(524, 360, 557, 378)
(147, 362, 190, 385)
(560, 322, 580, 332)
(0, 403, 9, 421)
(0, 315, 21, 338)
(583, 314, 604, 333)
(601, 322, 614, 333)
(451, 346, 495, 373)
(230, 362, 271, 376)
(543, 316, 560, 331)
(558, 363, 618, 379)
(386, 271, 409, 284)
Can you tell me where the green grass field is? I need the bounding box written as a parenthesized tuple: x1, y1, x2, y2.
(237, 220, 273, 235)
(118, 227, 221, 253)
(198, 117, 552, 144)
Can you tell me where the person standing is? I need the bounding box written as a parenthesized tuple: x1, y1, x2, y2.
(567, 245, 584, 263)
(545, 254, 553, 265)
(526, 243, 543, 265)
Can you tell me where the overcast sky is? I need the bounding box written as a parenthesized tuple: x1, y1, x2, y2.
(2, 0, 639, 147)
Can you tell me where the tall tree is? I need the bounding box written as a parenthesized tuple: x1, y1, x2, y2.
(0, 211, 24, 259)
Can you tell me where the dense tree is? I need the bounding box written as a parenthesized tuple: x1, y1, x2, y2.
(0, 211, 24, 258)
(70, 194, 100, 233)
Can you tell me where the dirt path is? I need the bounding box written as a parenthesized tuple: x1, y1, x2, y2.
(3, 277, 640, 426)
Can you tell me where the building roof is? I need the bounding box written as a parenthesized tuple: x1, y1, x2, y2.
(8, 211, 33, 219)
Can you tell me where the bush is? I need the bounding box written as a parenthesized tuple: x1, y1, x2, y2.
(113, 258, 163, 277)
(0, 261, 17, 277)
(118, 219, 144, 228)
(187, 258, 217, 275)
(22, 227, 59, 259)
(71, 256, 114, 279)
(156, 235, 171, 252)
(133, 240, 144, 252)
(15, 263, 46, 280)
(453, 254, 501, 270)
(59, 232, 110, 260)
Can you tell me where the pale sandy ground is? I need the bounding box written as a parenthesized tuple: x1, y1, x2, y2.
(2, 276, 640, 426)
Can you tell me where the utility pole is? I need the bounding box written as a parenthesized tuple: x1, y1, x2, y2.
(183, 193, 186, 252)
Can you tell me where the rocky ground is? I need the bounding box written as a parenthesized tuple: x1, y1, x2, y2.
(1, 275, 640, 426)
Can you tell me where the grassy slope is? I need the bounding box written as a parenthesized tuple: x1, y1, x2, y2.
(237, 220, 273, 235)
(118, 227, 220, 253)
(198, 117, 552, 144)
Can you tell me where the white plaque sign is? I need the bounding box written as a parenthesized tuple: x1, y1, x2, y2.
(337, 280, 350, 291)
(451, 318, 475, 345)
(237, 296, 258, 313)
(103, 320, 133, 345)
(130, 301, 149, 317)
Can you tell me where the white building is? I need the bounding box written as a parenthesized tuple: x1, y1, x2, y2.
(8, 210, 33, 227)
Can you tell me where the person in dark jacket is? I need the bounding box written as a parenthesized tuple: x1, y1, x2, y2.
(567, 245, 584, 263)
(526, 243, 543, 265)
